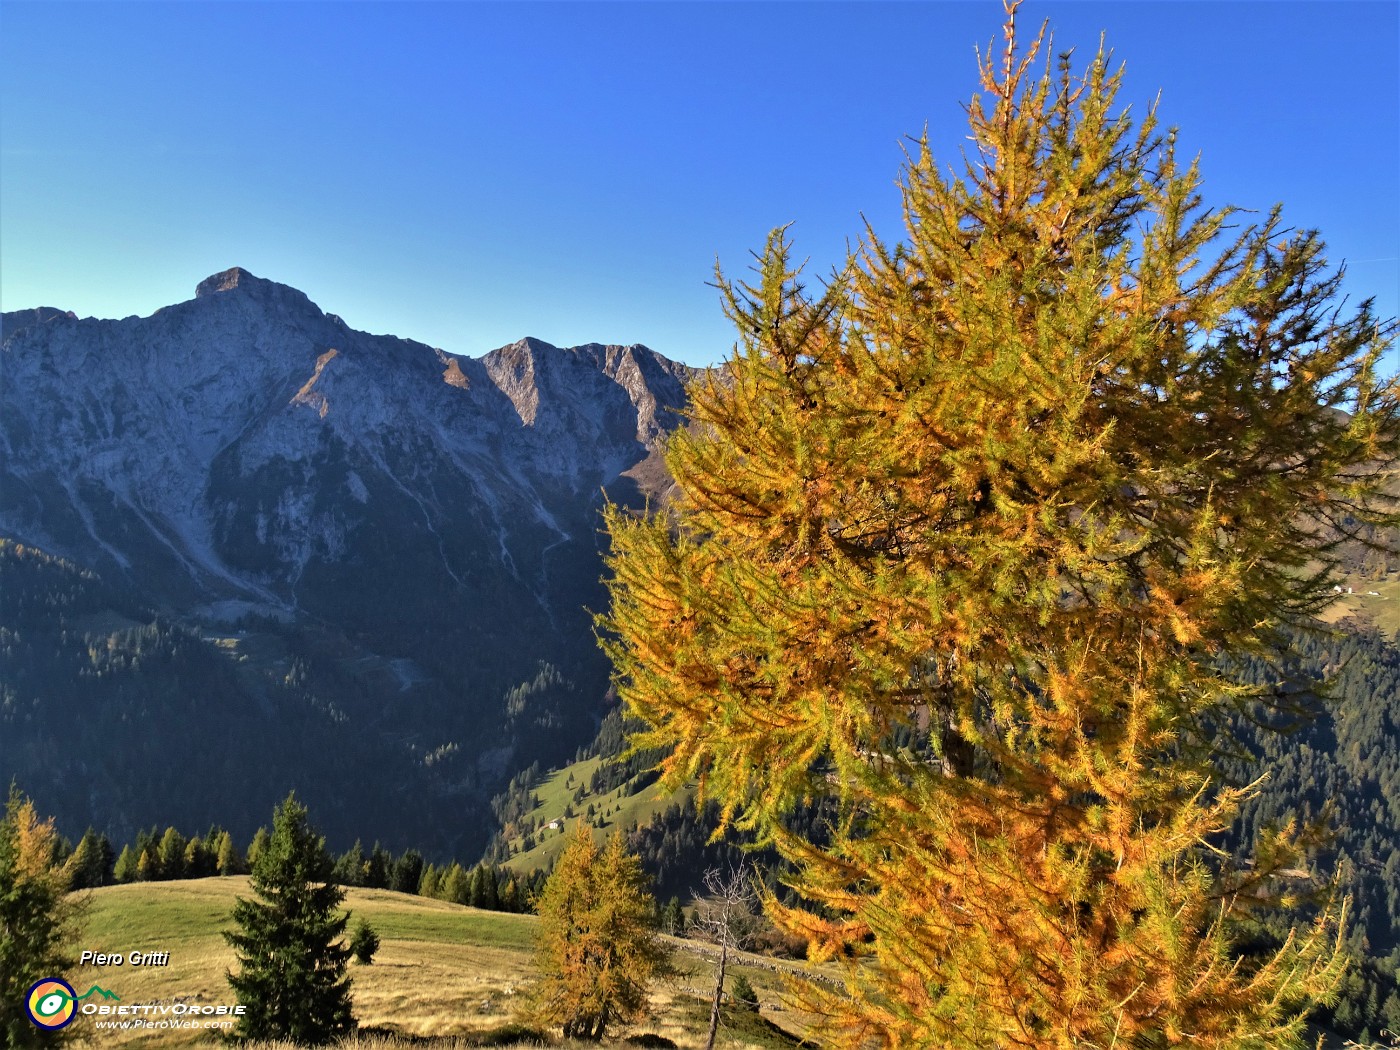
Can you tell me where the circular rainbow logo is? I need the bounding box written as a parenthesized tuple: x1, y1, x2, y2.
(26, 978, 78, 1030)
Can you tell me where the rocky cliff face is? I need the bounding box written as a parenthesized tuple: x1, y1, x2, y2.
(1, 267, 697, 615)
(0, 268, 701, 850)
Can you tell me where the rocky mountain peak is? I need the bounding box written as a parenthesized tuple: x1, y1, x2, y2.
(191, 267, 323, 326)
(1, 270, 706, 610)
(195, 266, 280, 299)
(191, 267, 317, 308)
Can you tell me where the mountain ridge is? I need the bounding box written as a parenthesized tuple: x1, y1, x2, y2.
(1, 266, 700, 611)
(0, 267, 703, 852)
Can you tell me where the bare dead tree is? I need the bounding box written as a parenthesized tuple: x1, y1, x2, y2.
(693, 862, 761, 1050)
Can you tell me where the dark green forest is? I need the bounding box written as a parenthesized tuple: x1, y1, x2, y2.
(0, 539, 588, 857)
(1222, 623, 1400, 1040)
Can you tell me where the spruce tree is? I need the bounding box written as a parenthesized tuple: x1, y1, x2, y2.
(600, 5, 1398, 1047)
(662, 896, 685, 937)
(333, 840, 365, 886)
(389, 849, 423, 895)
(349, 918, 379, 965)
(224, 794, 354, 1044)
(470, 864, 500, 910)
(0, 788, 82, 1048)
(730, 973, 759, 1013)
(364, 844, 390, 889)
(95, 834, 115, 886)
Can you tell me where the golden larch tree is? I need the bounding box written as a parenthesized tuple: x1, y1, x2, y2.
(0, 788, 84, 1048)
(601, 4, 1399, 1048)
(525, 825, 669, 1041)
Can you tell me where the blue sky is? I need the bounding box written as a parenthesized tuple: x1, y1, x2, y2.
(2, 2, 1396, 368)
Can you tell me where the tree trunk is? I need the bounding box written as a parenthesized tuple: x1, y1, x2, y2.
(594, 1004, 609, 1041)
(705, 939, 729, 1050)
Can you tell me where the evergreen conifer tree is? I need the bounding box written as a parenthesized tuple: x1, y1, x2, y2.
(333, 840, 365, 886)
(224, 794, 354, 1044)
(349, 918, 379, 965)
(95, 834, 115, 886)
(390, 849, 423, 895)
(662, 896, 685, 937)
(364, 844, 390, 889)
(0, 788, 82, 1048)
(470, 864, 500, 910)
(730, 974, 759, 1013)
(601, 5, 1398, 1047)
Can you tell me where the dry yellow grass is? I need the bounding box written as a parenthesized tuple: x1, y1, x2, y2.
(348, 939, 535, 1038)
(63, 877, 809, 1049)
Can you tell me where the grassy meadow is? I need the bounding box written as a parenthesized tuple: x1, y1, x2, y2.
(1319, 570, 1400, 635)
(64, 877, 812, 1049)
(501, 758, 697, 876)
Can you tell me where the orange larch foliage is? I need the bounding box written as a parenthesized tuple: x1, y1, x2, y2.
(602, 4, 1398, 1047)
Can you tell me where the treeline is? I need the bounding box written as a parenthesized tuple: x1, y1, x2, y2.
(38, 822, 251, 889)
(329, 839, 544, 912)
(42, 818, 543, 916)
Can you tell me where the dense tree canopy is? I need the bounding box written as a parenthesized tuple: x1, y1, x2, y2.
(602, 5, 1399, 1047)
